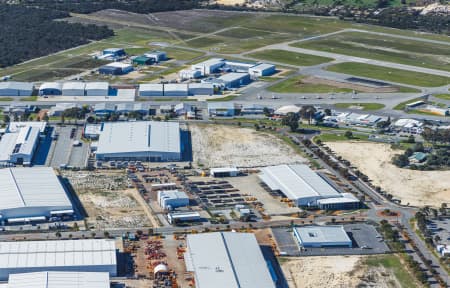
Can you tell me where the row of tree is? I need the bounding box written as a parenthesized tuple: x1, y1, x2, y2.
(18, 0, 206, 14)
(0, 4, 113, 67)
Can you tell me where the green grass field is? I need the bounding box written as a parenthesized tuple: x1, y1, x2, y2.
(206, 95, 238, 101)
(292, 31, 450, 72)
(327, 62, 450, 87)
(334, 103, 385, 110)
(247, 49, 333, 67)
(433, 94, 450, 100)
(364, 255, 418, 288)
(268, 76, 353, 93)
(216, 27, 269, 39)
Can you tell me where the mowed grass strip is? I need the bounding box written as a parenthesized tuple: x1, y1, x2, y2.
(247, 49, 333, 67)
(334, 103, 385, 110)
(292, 32, 450, 72)
(433, 94, 450, 100)
(268, 76, 353, 93)
(327, 62, 450, 87)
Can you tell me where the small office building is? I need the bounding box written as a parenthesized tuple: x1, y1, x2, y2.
(293, 226, 352, 248)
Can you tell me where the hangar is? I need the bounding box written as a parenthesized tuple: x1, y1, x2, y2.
(217, 73, 251, 89)
(99, 62, 133, 75)
(191, 58, 225, 76)
(185, 232, 275, 288)
(164, 84, 188, 97)
(0, 239, 117, 280)
(249, 63, 276, 77)
(293, 226, 352, 248)
(0, 82, 33, 96)
(259, 164, 360, 209)
(0, 167, 73, 223)
(62, 82, 85, 96)
(85, 82, 109, 96)
(5, 271, 110, 288)
(188, 83, 214, 95)
(95, 121, 181, 161)
(39, 82, 62, 96)
(139, 84, 164, 97)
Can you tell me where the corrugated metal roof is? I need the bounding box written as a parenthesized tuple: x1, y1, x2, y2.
(7, 271, 110, 288)
(39, 82, 62, 91)
(218, 73, 249, 82)
(85, 82, 109, 90)
(0, 82, 33, 91)
(0, 167, 72, 211)
(164, 84, 188, 92)
(62, 82, 86, 91)
(188, 83, 214, 89)
(259, 164, 340, 201)
(186, 232, 275, 288)
(96, 121, 180, 155)
(249, 63, 275, 71)
(207, 102, 235, 110)
(139, 84, 164, 92)
(0, 239, 116, 269)
(8, 122, 47, 133)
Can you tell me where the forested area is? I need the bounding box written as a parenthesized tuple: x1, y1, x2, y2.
(18, 0, 205, 14)
(0, 5, 113, 67)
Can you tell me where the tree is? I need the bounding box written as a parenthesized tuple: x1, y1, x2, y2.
(299, 105, 317, 124)
(324, 108, 331, 116)
(55, 232, 61, 238)
(263, 107, 271, 117)
(344, 131, 353, 139)
(3, 114, 10, 124)
(42, 113, 49, 122)
(282, 112, 300, 132)
(104, 231, 110, 238)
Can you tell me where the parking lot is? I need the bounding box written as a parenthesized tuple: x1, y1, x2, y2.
(272, 223, 390, 256)
(46, 125, 89, 169)
(427, 217, 450, 244)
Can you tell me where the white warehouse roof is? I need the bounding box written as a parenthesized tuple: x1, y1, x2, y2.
(139, 84, 164, 92)
(185, 232, 275, 288)
(85, 82, 109, 90)
(62, 82, 86, 91)
(8, 122, 47, 133)
(250, 63, 275, 71)
(293, 225, 352, 247)
(96, 121, 180, 155)
(0, 167, 72, 213)
(0, 239, 116, 278)
(164, 84, 188, 92)
(39, 82, 62, 91)
(259, 164, 340, 204)
(6, 271, 110, 288)
(0, 82, 33, 91)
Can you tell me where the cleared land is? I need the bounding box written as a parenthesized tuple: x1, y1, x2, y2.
(326, 141, 450, 207)
(293, 31, 450, 72)
(189, 124, 306, 168)
(327, 62, 450, 87)
(281, 255, 415, 288)
(63, 170, 151, 229)
(247, 49, 333, 67)
(334, 103, 385, 110)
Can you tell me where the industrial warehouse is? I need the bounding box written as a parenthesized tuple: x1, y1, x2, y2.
(0, 122, 47, 166)
(0, 239, 117, 280)
(185, 232, 276, 288)
(0, 82, 33, 96)
(259, 164, 360, 209)
(3, 271, 110, 288)
(94, 121, 182, 161)
(0, 167, 74, 224)
(39, 82, 109, 97)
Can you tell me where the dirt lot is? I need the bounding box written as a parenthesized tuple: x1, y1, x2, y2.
(281, 255, 402, 288)
(303, 76, 400, 93)
(63, 170, 151, 229)
(326, 142, 450, 207)
(189, 124, 306, 168)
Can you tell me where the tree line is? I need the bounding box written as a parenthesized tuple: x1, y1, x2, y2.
(17, 0, 206, 14)
(0, 4, 113, 68)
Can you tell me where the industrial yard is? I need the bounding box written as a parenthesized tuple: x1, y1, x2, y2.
(326, 141, 450, 207)
(189, 124, 306, 168)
